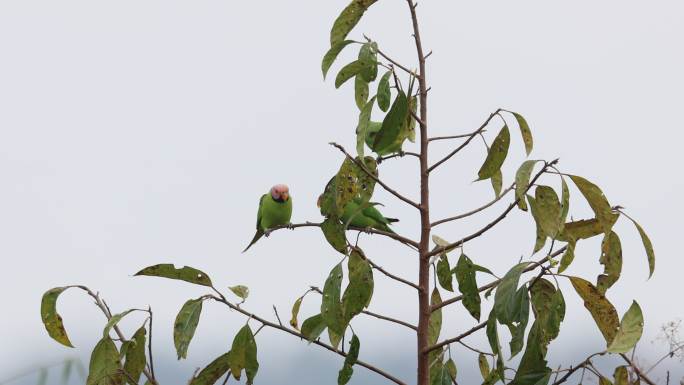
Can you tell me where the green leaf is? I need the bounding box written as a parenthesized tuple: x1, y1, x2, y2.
(330, 0, 378, 46)
(527, 195, 547, 253)
(515, 160, 540, 211)
(491, 169, 503, 198)
(445, 359, 457, 382)
(507, 286, 531, 358)
(335, 60, 369, 89)
(174, 298, 204, 359)
(607, 301, 644, 353)
(530, 279, 565, 347)
(511, 112, 533, 156)
(477, 125, 510, 180)
(228, 325, 259, 384)
(454, 254, 481, 321)
(436, 255, 453, 292)
(301, 314, 326, 343)
(189, 352, 231, 385)
(558, 218, 604, 242)
(597, 231, 623, 294)
(372, 90, 409, 153)
(134, 264, 212, 287)
(358, 42, 378, 82)
(86, 337, 123, 385)
(290, 296, 304, 330)
(342, 248, 374, 324)
(569, 175, 619, 235)
(478, 353, 490, 380)
(322, 263, 345, 342)
(123, 327, 147, 385)
(428, 288, 442, 346)
(321, 216, 348, 253)
(377, 71, 392, 112)
(558, 239, 576, 274)
(535, 185, 563, 238)
(510, 323, 552, 385)
(229, 285, 250, 300)
(494, 263, 529, 324)
(40, 287, 74, 348)
(354, 76, 369, 109)
(625, 216, 656, 278)
(569, 277, 619, 344)
(356, 96, 376, 158)
(485, 310, 505, 381)
(103, 309, 136, 339)
(322, 40, 355, 79)
(338, 334, 360, 385)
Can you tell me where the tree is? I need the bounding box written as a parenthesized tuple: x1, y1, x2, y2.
(39, 2, 659, 385)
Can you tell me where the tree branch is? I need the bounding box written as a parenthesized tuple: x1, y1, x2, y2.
(329, 142, 421, 210)
(426, 159, 558, 259)
(427, 109, 501, 173)
(378, 151, 420, 163)
(620, 353, 657, 385)
(550, 352, 605, 385)
(266, 221, 419, 249)
(367, 258, 420, 290)
(74, 286, 159, 385)
(431, 184, 514, 227)
(362, 310, 417, 331)
(207, 294, 407, 385)
(424, 320, 487, 354)
(432, 246, 567, 312)
(429, 131, 488, 142)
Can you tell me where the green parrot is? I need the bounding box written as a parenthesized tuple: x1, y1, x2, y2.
(341, 197, 399, 233)
(243, 184, 293, 252)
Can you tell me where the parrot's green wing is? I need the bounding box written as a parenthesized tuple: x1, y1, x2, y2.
(243, 194, 268, 253)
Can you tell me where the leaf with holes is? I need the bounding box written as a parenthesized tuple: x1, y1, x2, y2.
(338, 334, 360, 385)
(535, 185, 563, 238)
(229, 285, 250, 301)
(134, 264, 212, 287)
(570, 175, 619, 235)
(597, 231, 623, 294)
(321, 216, 348, 253)
(330, 0, 378, 46)
(228, 325, 259, 384)
(342, 249, 374, 324)
(455, 254, 481, 321)
(322, 263, 345, 342)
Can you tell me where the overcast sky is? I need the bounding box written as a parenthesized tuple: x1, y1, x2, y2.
(1, 1, 682, 384)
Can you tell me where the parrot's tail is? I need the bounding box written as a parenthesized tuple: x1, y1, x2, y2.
(378, 223, 396, 234)
(385, 217, 399, 223)
(242, 230, 264, 253)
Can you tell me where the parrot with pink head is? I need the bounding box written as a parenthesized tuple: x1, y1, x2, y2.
(242, 184, 293, 252)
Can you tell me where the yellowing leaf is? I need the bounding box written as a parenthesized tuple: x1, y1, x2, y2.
(613, 366, 629, 385)
(134, 264, 212, 287)
(569, 277, 619, 344)
(174, 298, 204, 359)
(558, 218, 604, 242)
(515, 160, 540, 211)
(558, 239, 576, 274)
(511, 112, 533, 156)
(40, 287, 74, 348)
(607, 301, 644, 353)
(290, 296, 303, 330)
(625, 216, 656, 278)
(491, 169, 503, 198)
(428, 288, 442, 346)
(534, 185, 563, 238)
(477, 125, 510, 180)
(597, 231, 623, 294)
(478, 353, 490, 380)
(570, 175, 619, 235)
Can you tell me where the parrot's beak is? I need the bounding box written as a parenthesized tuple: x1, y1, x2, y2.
(282, 192, 289, 201)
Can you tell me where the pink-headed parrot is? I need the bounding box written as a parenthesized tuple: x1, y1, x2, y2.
(243, 184, 292, 252)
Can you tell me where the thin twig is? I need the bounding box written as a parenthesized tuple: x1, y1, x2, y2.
(425, 320, 487, 353)
(362, 309, 417, 331)
(429, 131, 488, 142)
(431, 184, 514, 227)
(550, 352, 604, 385)
(367, 258, 420, 290)
(428, 109, 502, 173)
(266, 221, 419, 249)
(620, 353, 657, 385)
(272, 305, 283, 327)
(330, 142, 421, 210)
(378, 151, 421, 163)
(426, 159, 558, 259)
(207, 295, 407, 385)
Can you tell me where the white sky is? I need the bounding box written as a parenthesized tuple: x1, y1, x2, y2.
(1, 1, 682, 384)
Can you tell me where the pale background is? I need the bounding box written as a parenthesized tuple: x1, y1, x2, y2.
(0, 1, 682, 384)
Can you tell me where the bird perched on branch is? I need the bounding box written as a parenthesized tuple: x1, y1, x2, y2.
(243, 184, 293, 252)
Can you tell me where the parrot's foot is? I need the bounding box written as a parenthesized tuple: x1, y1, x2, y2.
(264, 229, 273, 237)
(364, 227, 373, 234)
(286, 222, 294, 230)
